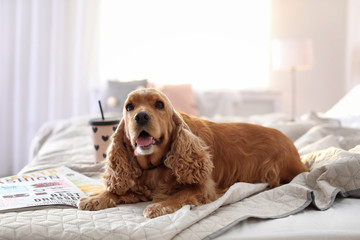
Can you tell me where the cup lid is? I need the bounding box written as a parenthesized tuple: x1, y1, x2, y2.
(88, 118, 120, 126)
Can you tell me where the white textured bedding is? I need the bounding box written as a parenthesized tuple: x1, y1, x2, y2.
(218, 198, 360, 240)
(1, 116, 360, 240)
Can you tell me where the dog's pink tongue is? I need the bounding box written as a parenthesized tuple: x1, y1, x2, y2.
(136, 136, 153, 146)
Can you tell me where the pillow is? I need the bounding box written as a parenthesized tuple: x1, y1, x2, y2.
(159, 84, 199, 117)
(101, 79, 148, 113)
(326, 84, 360, 128)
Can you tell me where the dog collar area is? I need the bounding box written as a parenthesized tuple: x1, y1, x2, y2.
(144, 158, 165, 171)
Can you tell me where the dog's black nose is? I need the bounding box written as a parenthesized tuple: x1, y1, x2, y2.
(134, 112, 151, 125)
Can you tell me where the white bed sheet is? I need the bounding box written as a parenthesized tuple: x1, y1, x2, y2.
(216, 198, 360, 240)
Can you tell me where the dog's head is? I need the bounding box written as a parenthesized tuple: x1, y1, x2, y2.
(122, 88, 176, 168)
(103, 88, 213, 195)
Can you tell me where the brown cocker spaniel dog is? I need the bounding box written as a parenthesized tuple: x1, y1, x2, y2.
(78, 88, 308, 218)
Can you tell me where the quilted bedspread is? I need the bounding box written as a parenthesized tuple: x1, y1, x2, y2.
(1, 117, 360, 239)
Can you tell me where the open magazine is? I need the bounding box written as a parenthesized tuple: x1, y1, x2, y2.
(0, 166, 104, 212)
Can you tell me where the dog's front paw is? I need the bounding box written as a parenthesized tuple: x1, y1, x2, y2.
(143, 202, 178, 218)
(77, 191, 117, 211)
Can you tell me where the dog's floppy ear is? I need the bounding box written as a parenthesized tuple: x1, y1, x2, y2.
(102, 119, 142, 195)
(164, 111, 213, 185)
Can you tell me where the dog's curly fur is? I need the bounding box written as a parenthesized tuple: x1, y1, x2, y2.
(78, 88, 308, 218)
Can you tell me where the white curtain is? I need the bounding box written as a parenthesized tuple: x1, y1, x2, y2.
(0, 0, 100, 176)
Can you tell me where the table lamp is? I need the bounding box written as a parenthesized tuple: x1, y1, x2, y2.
(272, 38, 314, 121)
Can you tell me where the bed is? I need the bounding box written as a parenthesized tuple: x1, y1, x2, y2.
(1, 85, 360, 240)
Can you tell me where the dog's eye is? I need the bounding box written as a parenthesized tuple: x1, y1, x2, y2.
(155, 101, 164, 110)
(126, 103, 134, 112)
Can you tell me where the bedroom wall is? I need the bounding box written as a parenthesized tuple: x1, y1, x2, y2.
(269, 0, 348, 117)
(345, 0, 360, 91)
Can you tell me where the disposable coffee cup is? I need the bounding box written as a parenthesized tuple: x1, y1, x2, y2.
(89, 118, 120, 163)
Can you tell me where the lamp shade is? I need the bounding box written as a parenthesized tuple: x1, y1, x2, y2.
(272, 38, 314, 71)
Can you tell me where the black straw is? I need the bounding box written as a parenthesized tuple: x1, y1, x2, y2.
(98, 100, 105, 120)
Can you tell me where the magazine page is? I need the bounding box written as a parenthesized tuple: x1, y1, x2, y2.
(53, 166, 104, 196)
(0, 174, 84, 211)
(0, 166, 104, 212)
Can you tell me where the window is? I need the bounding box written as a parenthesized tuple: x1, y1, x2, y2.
(99, 0, 271, 90)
